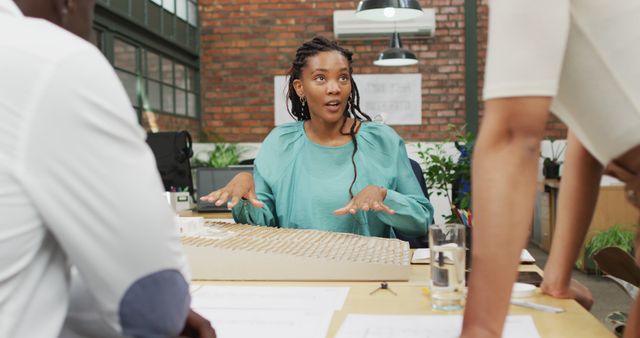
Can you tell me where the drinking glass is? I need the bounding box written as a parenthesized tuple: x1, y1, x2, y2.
(429, 223, 466, 311)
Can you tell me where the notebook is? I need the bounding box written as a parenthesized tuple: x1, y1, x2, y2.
(196, 166, 253, 212)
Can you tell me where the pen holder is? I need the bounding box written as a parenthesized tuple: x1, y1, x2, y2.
(166, 192, 192, 212)
(465, 223, 472, 284)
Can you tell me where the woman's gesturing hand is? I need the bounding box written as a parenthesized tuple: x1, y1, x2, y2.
(199, 172, 264, 209)
(334, 185, 395, 215)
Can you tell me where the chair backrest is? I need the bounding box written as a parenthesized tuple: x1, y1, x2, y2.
(409, 158, 429, 199)
(593, 246, 640, 288)
(395, 158, 430, 248)
(146, 131, 194, 196)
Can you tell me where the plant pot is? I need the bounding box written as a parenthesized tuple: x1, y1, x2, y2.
(575, 249, 601, 274)
(543, 161, 561, 179)
(584, 251, 601, 275)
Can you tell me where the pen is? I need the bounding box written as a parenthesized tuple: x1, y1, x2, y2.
(510, 300, 565, 313)
(453, 207, 465, 225)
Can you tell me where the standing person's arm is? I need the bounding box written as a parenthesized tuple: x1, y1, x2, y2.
(461, 97, 550, 338)
(541, 132, 601, 308)
(462, 0, 571, 335)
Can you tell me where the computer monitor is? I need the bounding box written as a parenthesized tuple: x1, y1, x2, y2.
(196, 166, 253, 212)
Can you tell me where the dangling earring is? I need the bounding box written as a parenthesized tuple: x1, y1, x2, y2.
(300, 96, 306, 108)
(60, 7, 69, 27)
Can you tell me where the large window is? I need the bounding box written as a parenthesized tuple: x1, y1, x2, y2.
(143, 49, 199, 117)
(94, 1, 200, 128)
(114, 38, 139, 109)
(150, 0, 198, 26)
(99, 0, 198, 51)
(105, 36, 199, 119)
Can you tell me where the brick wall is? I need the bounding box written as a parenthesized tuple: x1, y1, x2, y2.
(199, 0, 567, 142)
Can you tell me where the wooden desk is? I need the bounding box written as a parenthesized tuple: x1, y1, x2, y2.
(183, 211, 614, 337)
(179, 210, 233, 219)
(193, 264, 613, 337)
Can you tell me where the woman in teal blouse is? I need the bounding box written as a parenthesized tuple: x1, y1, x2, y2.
(200, 36, 433, 238)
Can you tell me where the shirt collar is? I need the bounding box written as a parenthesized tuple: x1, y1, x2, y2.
(0, 0, 24, 17)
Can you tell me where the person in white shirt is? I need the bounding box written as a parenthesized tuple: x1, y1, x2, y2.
(0, 0, 215, 337)
(461, 1, 640, 337)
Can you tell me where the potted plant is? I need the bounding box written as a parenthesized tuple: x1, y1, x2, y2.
(579, 224, 636, 274)
(191, 143, 242, 195)
(416, 125, 474, 224)
(193, 143, 241, 168)
(541, 139, 566, 179)
(417, 125, 474, 269)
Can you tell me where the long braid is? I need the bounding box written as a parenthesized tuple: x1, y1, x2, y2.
(340, 80, 369, 199)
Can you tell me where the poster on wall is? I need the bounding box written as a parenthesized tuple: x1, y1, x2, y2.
(273, 73, 422, 126)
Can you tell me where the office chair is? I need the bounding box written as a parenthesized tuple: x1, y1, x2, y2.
(593, 246, 640, 337)
(394, 158, 431, 248)
(593, 246, 640, 297)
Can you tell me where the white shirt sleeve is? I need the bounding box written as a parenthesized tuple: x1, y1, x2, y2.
(15, 46, 190, 335)
(483, 0, 571, 100)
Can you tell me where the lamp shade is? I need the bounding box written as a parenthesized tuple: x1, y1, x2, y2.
(356, 0, 424, 22)
(374, 32, 418, 67)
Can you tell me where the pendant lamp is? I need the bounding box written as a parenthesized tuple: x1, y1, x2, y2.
(356, 0, 424, 22)
(374, 32, 418, 66)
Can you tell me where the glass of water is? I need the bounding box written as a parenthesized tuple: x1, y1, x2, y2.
(429, 223, 466, 311)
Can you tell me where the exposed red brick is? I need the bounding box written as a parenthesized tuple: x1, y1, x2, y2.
(199, 0, 567, 142)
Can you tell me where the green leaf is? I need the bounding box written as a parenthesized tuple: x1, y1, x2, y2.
(198, 143, 242, 168)
(585, 224, 637, 257)
(416, 124, 475, 215)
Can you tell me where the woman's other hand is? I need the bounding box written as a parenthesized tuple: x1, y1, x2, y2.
(334, 185, 395, 215)
(199, 172, 263, 209)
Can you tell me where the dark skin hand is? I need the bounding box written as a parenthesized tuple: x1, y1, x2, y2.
(334, 185, 395, 215)
(179, 309, 216, 338)
(200, 172, 264, 209)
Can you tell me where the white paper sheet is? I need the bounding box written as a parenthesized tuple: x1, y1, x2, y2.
(411, 249, 535, 264)
(196, 308, 333, 338)
(335, 315, 540, 338)
(191, 285, 349, 311)
(190, 286, 347, 338)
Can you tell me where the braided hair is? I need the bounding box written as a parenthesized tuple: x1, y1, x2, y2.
(285, 36, 372, 200)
